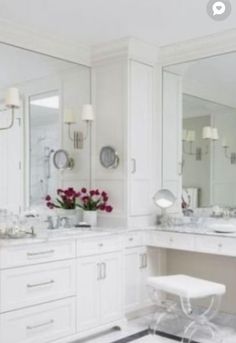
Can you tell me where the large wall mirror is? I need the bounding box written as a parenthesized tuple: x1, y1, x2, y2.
(0, 42, 91, 213)
(163, 51, 236, 212)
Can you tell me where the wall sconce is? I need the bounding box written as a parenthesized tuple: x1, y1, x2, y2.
(64, 104, 95, 149)
(183, 126, 219, 161)
(0, 88, 20, 130)
(222, 139, 236, 164)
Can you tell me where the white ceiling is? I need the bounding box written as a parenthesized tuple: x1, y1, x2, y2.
(0, 0, 236, 47)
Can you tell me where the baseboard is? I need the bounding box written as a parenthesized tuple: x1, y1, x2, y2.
(53, 318, 127, 343)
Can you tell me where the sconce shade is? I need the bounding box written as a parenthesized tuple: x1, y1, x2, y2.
(82, 104, 95, 121)
(211, 128, 219, 141)
(153, 189, 176, 209)
(222, 138, 228, 148)
(186, 130, 195, 142)
(64, 109, 76, 124)
(202, 126, 212, 139)
(5, 88, 20, 108)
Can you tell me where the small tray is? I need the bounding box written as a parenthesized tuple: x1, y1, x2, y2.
(0, 228, 36, 239)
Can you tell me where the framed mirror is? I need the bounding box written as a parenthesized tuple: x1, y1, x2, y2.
(163, 51, 236, 213)
(0, 41, 91, 213)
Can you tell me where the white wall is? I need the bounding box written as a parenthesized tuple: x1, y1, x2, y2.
(167, 250, 236, 313)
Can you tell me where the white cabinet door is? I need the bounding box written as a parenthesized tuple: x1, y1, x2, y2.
(125, 247, 142, 312)
(125, 247, 159, 313)
(129, 61, 153, 216)
(139, 247, 153, 307)
(162, 71, 182, 212)
(77, 252, 124, 331)
(77, 256, 100, 332)
(100, 252, 123, 324)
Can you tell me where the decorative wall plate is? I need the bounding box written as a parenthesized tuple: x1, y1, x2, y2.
(99, 146, 119, 169)
(53, 149, 74, 170)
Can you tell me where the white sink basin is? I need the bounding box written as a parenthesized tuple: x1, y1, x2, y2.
(208, 223, 236, 233)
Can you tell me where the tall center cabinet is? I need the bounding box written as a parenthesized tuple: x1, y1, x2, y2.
(92, 38, 160, 226)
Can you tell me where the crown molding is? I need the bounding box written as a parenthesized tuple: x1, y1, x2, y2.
(0, 19, 91, 66)
(159, 28, 236, 66)
(92, 37, 159, 66)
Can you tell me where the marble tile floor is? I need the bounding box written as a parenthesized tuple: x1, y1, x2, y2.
(74, 311, 236, 343)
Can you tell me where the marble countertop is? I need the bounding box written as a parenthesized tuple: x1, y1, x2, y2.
(149, 219, 236, 238)
(0, 226, 143, 247)
(1, 219, 236, 247)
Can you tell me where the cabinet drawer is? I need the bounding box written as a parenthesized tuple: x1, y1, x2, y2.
(125, 232, 143, 248)
(150, 231, 195, 251)
(0, 240, 76, 269)
(0, 297, 76, 343)
(0, 260, 76, 312)
(77, 235, 123, 257)
(194, 235, 236, 256)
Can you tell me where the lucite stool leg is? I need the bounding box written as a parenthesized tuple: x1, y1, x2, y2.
(180, 295, 223, 343)
(147, 287, 178, 335)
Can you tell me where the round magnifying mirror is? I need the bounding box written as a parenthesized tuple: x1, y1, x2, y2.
(153, 189, 176, 209)
(100, 146, 119, 169)
(53, 149, 74, 170)
(153, 189, 176, 227)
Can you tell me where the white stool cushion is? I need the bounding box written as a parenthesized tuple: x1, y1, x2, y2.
(147, 275, 226, 299)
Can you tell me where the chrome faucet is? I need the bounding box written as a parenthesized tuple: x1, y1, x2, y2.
(44, 216, 56, 230)
(45, 215, 70, 229)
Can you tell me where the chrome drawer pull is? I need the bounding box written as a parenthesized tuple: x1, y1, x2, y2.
(26, 319, 54, 330)
(143, 253, 148, 268)
(103, 263, 107, 279)
(131, 158, 137, 174)
(27, 280, 55, 288)
(97, 263, 101, 280)
(139, 254, 144, 269)
(98, 243, 104, 247)
(27, 250, 55, 257)
(100, 262, 106, 279)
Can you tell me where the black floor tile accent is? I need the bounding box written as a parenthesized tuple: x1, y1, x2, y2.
(111, 330, 149, 343)
(112, 329, 199, 343)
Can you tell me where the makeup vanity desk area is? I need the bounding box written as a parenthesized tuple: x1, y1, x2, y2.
(148, 225, 236, 257)
(0, 224, 235, 343)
